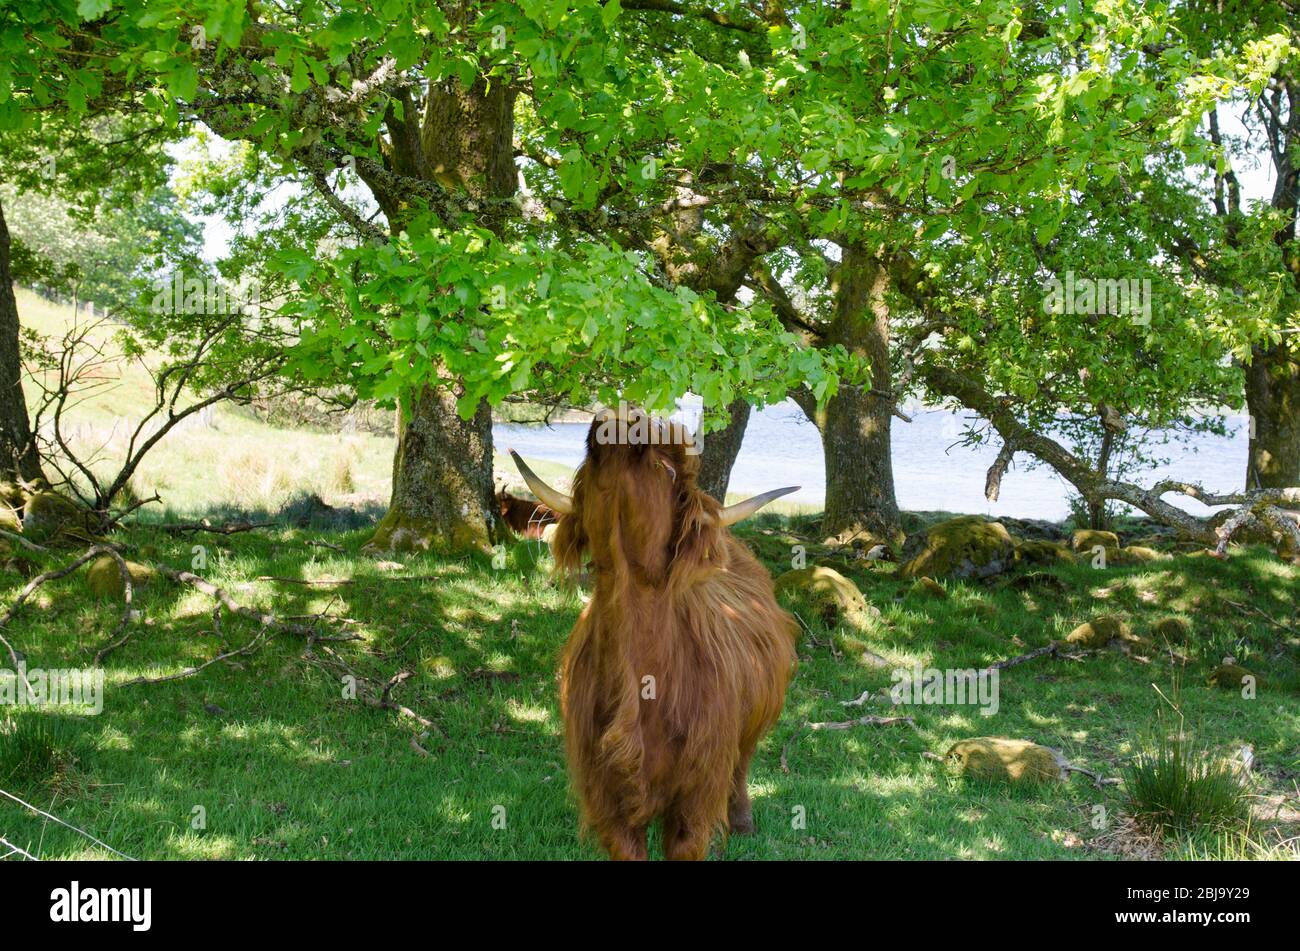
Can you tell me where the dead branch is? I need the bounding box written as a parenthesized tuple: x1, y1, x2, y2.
(1220, 598, 1296, 633)
(916, 361, 1300, 547)
(305, 539, 346, 553)
(157, 520, 276, 536)
(985, 440, 1015, 503)
(122, 615, 271, 687)
(1059, 761, 1122, 789)
(988, 641, 1070, 671)
(806, 714, 917, 731)
(147, 563, 357, 642)
(0, 529, 50, 554)
(0, 546, 125, 687)
(89, 548, 137, 665)
(306, 645, 442, 735)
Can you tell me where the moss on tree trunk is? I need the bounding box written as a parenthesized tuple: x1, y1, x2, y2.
(366, 385, 499, 553)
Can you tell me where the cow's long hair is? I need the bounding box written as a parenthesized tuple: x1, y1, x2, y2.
(549, 414, 797, 860)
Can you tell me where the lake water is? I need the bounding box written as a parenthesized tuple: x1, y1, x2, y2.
(495, 400, 1251, 521)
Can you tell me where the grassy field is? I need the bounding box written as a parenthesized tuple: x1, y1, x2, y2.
(1, 291, 1298, 861)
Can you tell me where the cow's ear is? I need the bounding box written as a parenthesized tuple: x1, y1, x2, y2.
(671, 487, 722, 579)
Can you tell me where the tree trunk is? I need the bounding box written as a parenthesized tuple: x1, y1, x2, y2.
(696, 398, 751, 502)
(1089, 428, 1115, 529)
(1245, 340, 1300, 489)
(0, 198, 45, 489)
(1244, 78, 1300, 491)
(366, 384, 497, 552)
(800, 244, 902, 546)
(363, 74, 517, 552)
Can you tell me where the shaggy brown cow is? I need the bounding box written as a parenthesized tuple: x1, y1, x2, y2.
(510, 409, 798, 860)
(495, 485, 558, 539)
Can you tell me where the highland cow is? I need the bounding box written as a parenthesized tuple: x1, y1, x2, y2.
(510, 408, 798, 860)
(496, 485, 558, 539)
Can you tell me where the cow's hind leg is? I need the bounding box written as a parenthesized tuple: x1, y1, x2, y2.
(662, 776, 731, 861)
(661, 808, 713, 861)
(727, 748, 756, 835)
(597, 822, 648, 861)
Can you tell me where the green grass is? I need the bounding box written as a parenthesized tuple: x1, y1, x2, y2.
(2, 289, 1297, 860)
(0, 522, 1296, 860)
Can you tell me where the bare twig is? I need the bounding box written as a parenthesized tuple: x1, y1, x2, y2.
(90, 548, 137, 665)
(147, 564, 356, 642)
(0, 529, 49, 554)
(305, 539, 346, 553)
(157, 520, 276, 536)
(806, 714, 917, 731)
(0, 546, 123, 686)
(122, 616, 271, 686)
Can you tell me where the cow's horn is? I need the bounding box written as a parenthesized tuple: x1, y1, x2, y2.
(718, 486, 800, 526)
(509, 450, 574, 515)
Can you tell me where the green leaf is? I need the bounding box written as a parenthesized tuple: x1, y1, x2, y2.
(77, 0, 112, 20)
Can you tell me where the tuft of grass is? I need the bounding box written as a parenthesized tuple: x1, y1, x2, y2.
(326, 452, 357, 495)
(0, 714, 77, 789)
(1123, 720, 1250, 839)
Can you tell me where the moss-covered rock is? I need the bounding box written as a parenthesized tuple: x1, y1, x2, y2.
(1152, 616, 1191, 644)
(774, 566, 879, 629)
(907, 576, 949, 600)
(945, 737, 1062, 784)
(1118, 545, 1166, 563)
(1086, 545, 1168, 567)
(900, 516, 1017, 580)
(1015, 540, 1075, 566)
(20, 491, 88, 543)
(0, 480, 26, 509)
(1071, 529, 1120, 552)
(1206, 663, 1260, 690)
(1065, 616, 1138, 648)
(1278, 532, 1300, 564)
(85, 556, 157, 599)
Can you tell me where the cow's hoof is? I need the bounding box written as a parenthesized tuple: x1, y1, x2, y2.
(729, 814, 755, 835)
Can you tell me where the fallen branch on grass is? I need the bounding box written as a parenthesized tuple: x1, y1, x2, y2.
(807, 714, 917, 731)
(1221, 598, 1296, 633)
(0, 529, 49, 554)
(0, 787, 136, 861)
(988, 641, 1069, 672)
(0, 546, 132, 683)
(157, 520, 276, 536)
(1055, 757, 1122, 789)
(89, 548, 138, 665)
(783, 714, 919, 773)
(122, 612, 271, 687)
(307, 646, 442, 736)
(147, 564, 358, 643)
(305, 539, 346, 553)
